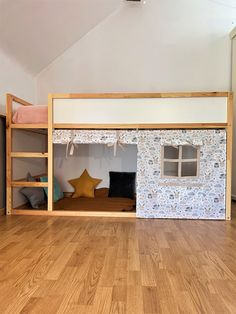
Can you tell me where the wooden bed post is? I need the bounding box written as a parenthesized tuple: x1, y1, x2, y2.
(6, 94, 12, 215)
(48, 94, 53, 211)
(226, 92, 233, 220)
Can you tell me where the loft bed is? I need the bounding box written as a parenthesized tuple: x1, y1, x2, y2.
(6, 92, 233, 220)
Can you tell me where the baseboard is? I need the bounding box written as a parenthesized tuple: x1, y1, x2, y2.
(0, 208, 5, 215)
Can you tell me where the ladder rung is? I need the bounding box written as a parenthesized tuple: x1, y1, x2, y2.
(11, 152, 48, 158)
(11, 181, 48, 187)
(11, 124, 48, 129)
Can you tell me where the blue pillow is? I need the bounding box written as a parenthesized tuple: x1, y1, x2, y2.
(40, 176, 64, 202)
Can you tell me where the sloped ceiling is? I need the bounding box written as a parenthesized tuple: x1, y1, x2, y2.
(0, 0, 121, 75)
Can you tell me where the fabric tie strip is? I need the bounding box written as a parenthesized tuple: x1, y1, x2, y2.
(66, 130, 78, 159)
(107, 131, 126, 156)
(65, 130, 126, 158)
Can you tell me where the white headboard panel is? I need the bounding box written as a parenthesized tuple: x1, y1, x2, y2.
(53, 97, 228, 124)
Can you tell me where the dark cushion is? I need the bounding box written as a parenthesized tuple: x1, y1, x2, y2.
(20, 172, 46, 209)
(20, 187, 46, 209)
(108, 171, 136, 199)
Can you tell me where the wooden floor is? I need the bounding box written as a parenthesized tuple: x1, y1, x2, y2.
(0, 207, 236, 313)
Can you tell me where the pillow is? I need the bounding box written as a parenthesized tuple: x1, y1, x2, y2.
(68, 169, 102, 198)
(20, 172, 46, 209)
(20, 187, 46, 209)
(108, 171, 136, 199)
(40, 176, 64, 202)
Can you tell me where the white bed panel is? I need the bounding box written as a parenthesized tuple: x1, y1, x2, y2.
(53, 97, 227, 124)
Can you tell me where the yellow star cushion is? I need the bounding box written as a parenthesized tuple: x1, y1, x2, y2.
(68, 169, 102, 198)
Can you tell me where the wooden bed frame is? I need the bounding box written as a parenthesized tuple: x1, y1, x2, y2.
(6, 92, 233, 219)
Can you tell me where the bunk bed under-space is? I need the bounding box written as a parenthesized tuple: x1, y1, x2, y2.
(6, 92, 233, 220)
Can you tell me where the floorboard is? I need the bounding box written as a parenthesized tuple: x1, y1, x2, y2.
(0, 204, 235, 313)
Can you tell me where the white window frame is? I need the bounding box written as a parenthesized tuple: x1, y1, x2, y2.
(161, 145, 200, 178)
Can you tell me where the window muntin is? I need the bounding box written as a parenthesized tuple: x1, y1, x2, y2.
(162, 145, 199, 178)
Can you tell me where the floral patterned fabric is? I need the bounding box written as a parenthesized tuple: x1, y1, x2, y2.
(53, 129, 226, 220)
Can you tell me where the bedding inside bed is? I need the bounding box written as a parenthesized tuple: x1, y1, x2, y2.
(54, 196, 135, 212)
(15, 188, 136, 212)
(12, 106, 48, 124)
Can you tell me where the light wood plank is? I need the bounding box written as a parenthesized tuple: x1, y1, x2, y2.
(11, 124, 48, 129)
(47, 94, 53, 211)
(53, 123, 228, 129)
(45, 243, 77, 280)
(0, 207, 236, 312)
(11, 182, 48, 187)
(226, 92, 233, 220)
(51, 92, 229, 99)
(9, 94, 33, 106)
(6, 94, 12, 215)
(11, 152, 48, 158)
(11, 209, 136, 218)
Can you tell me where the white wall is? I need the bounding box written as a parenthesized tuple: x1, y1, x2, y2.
(0, 48, 47, 208)
(36, 0, 235, 198)
(36, 0, 235, 103)
(0, 48, 35, 114)
(54, 144, 137, 192)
